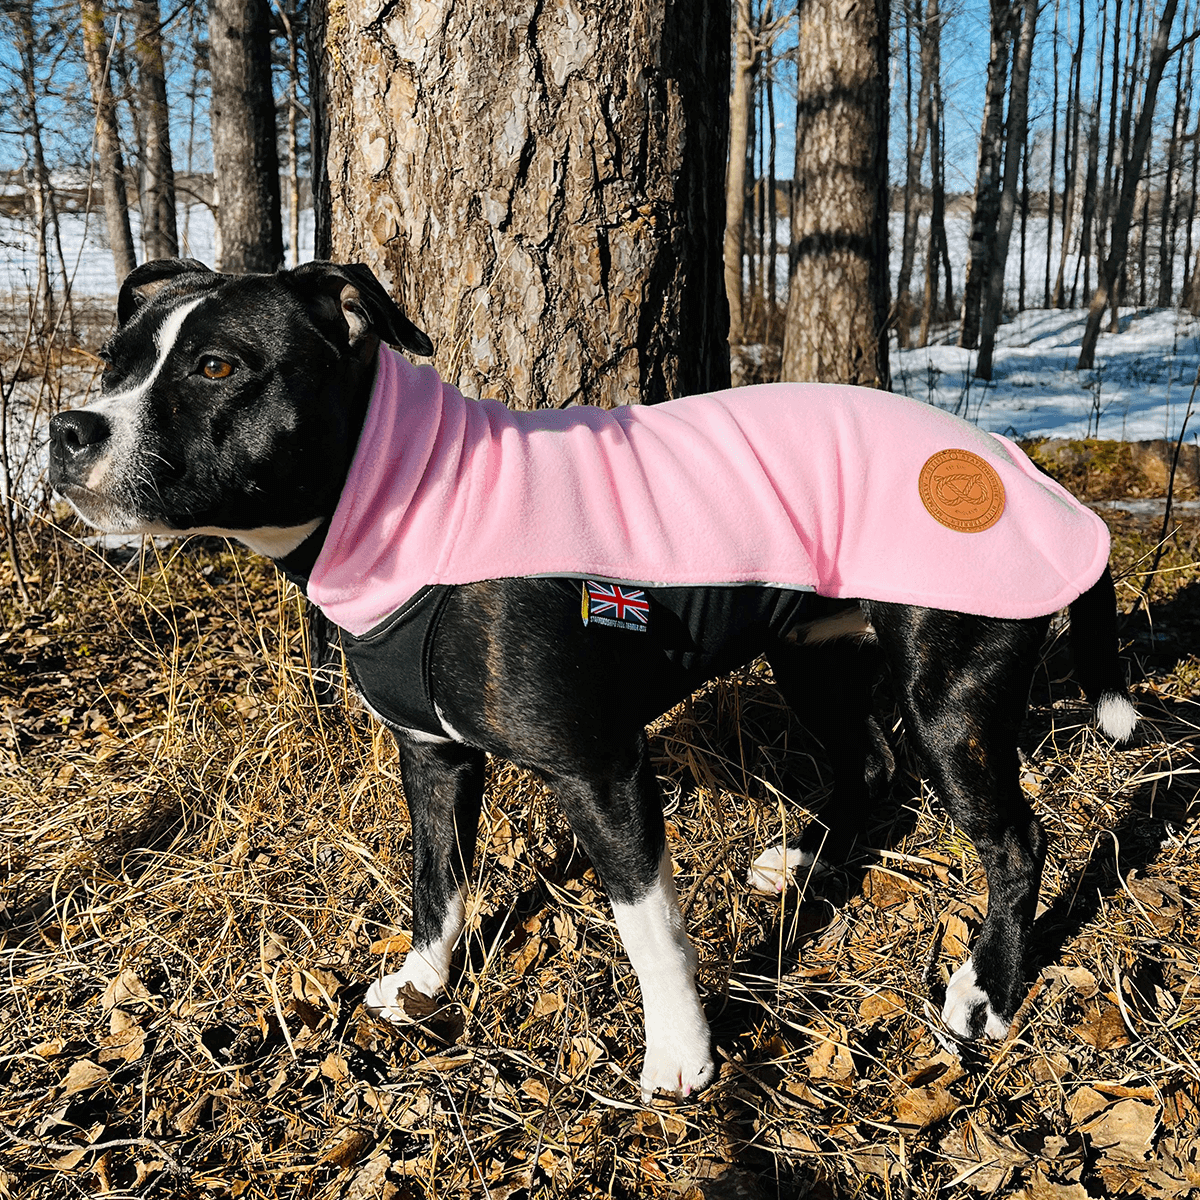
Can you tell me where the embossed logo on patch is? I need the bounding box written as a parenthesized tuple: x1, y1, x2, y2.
(918, 449, 1005, 533)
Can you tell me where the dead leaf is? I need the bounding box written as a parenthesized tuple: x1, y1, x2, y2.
(858, 990, 906, 1023)
(321, 1052, 350, 1083)
(566, 1036, 603, 1077)
(863, 868, 921, 909)
(941, 914, 972, 960)
(1075, 1003, 1130, 1050)
(511, 936, 542, 975)
(533, 991, 562, 1017)
(98, 1023, 145, 1065)
(60, 1058, 108, 1097)
(369, 933, 412, 955)
(804, 1033, 854, 1081)
(895, 1084, 957, 1130)
(1067, 1086, 1111, 1126)
(1083, 1098, 1160, 1165)
(522, 1078, 551, 1105)
(320, 1127, 373, 1168)
(101, 968, 151, 1012)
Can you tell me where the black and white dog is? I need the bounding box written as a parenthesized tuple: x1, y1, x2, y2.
(49, 259, 1136, 1100)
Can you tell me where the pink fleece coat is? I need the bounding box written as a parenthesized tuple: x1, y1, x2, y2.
(307, 346, 1110, 638)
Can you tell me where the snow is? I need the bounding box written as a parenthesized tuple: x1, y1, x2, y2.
(2, 205, 1197, 445)
(893, 305, 1200, 442)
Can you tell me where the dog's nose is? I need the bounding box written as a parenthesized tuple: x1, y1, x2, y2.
(50, 410, 110, 458)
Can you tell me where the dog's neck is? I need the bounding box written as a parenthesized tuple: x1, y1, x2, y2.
(274, 341, 382, 590)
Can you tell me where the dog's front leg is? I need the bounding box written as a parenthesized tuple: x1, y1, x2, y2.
(366, 734, 485, 1017)
(552, 743, 714, 1100)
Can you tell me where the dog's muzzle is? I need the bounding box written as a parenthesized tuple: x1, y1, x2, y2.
(49, 410, 112, 488)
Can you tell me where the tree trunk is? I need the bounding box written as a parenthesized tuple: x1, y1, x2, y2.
(133, 0, 178, 260)
(311, 0, 730, 409)
(1078, 0, 1181, 369)
(80, 0, 137, 285)
(279, 0, 303, 268)
(1046, 0, 1060, 309)
(726, 0, 753, 345)
(1053, 0, 1086, 306)
(1019, 132, 1029, 311)
(210, 0, 282, 273)
(958, 0, 1015, 349)
(918, 0, 945, 347)
(976, 0, 1037, 380)
(897, 0, 932, 351)
(1156, 41, 1186, 305)
(780, 0, 889, 387)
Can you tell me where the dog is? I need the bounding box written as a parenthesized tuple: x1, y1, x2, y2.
(49, 259, 1137, 1100)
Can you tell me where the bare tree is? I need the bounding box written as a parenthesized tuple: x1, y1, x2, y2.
(210, 0, 283, 272)
(81, 0, 137, 284)
(780, 0, 889, 387)
(959, 0, 1016, 349)
(1079, 0, 1189, 368)
(311, 0, 730, 410)
(919, 0, 951, 346)
(976, 0, 1038, 380)
(896, 0, 933, 350)
(725, 0, 755, 348)
(133, 0, 178, 259)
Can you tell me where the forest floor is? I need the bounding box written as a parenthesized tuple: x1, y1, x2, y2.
(1, 319, 1199, 1197)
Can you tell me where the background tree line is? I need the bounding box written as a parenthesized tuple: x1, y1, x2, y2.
(1, 0, 1198, 399)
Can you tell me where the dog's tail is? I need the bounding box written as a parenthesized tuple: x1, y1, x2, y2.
(1068, 565, 1138, 742)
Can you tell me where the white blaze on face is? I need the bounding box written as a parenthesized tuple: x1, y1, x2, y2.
(83, 295, 210, 495)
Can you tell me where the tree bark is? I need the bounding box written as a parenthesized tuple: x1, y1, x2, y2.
(81, 0, 137, 285)
(1156, 41, 1186, 305)
(1078, 0, 1181, 369)
(1046, 0, 1060, 309)
(780, 0, 889, 388)
(918, 0, 946, 346)
(210, 0, 283, 273)
(897, 0, 932, 350)
(133, 0, 178, 260)
(976, 0, 1037, 380)
(958, 0, 1015, 349)
(1053, 0, 1086, 307)
(311, 0, 730, 410)
(725, 0, 754, 346)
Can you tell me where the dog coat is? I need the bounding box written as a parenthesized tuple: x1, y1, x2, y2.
(307, 345, 1110, 640)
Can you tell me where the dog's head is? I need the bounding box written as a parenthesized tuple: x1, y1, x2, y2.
(48, 259, 432, 557)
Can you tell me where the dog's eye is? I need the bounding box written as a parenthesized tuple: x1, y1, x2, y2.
(200, 356, 233, 380)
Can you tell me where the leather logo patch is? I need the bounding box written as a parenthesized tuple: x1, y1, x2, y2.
(918, 449, 1005, 533)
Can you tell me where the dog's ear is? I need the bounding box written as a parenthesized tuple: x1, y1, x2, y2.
(287, 261, 434, 357)
(118, 259, 214, 327)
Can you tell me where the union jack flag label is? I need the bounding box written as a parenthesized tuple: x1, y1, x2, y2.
(581, 581, 649, 632)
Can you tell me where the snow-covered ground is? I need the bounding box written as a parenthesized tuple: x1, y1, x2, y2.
(3, 206, 1197, 443)
(894, 306, 1200, 442)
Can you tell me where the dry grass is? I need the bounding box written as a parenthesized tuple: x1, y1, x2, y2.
(1, 506, 1198, 1199)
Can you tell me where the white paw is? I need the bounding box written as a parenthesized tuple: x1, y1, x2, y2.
(747, 843, 817, 894)
(364, 955, 446, 1023)
(640, 1024, 715, 1101)
(942, 958, 1010, 1040)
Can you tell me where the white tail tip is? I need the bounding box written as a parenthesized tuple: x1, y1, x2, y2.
(1096, 692, 1138, 743)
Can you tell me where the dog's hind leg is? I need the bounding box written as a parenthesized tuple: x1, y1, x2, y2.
(366, 734, 485, 1018)
(750, 635, 893, 892)
(868, 602, 1050, 1040)
(548, 736, 714, 1101)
